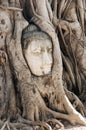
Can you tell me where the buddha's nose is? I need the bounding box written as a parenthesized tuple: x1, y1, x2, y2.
(42, 50, 52, 68)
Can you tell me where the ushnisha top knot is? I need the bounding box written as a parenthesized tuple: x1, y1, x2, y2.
(21, 24, 51, 49)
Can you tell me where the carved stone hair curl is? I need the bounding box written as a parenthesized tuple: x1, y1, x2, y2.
(21, 24, 52, 49)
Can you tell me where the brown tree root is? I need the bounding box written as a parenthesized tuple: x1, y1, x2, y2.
(44, 104, 86, 126)
(64, 88, 86, 116)
(0, 111, 65, 130)
(17, 115, 52, 130)
(19, 118, 64, 130)
(0, 120, 9, 130)
(46, 119, 64, 129)
(0, 117, 64, 130)
(1, 107, 86, 130)
(0, 5, 23, 11)
(0, 119, 52, 130)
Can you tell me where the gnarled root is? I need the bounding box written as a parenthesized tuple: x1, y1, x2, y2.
(0, 119, 52, 130)
(46, 119, 64, 130)
(64, 88, 86, 116)
(67, 113, 86, 126)
(17, 115, 65, 130)
(17, 114, 52, 130)
(0, 120, 10, 130)
(45, 104, 86, 126)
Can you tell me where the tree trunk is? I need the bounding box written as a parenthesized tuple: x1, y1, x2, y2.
(0, 0, 86, 130)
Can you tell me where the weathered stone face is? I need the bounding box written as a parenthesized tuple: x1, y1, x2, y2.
(24, 39, 53, 76)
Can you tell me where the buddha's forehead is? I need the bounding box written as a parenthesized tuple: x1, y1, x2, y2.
(28, 39, 52, 49)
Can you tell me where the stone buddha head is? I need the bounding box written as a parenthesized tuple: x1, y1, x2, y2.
(22, 24, 53, 76)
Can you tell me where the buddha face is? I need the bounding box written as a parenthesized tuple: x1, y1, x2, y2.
(24, 39, 53, 76)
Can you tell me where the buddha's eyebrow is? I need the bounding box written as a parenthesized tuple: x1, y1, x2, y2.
(31, 46, 41, 52)
(47, 46, 52, 50)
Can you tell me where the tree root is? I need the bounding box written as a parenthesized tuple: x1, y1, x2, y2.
(0, 120, 51, 130)
(46, 119, 64, 130)
(0, 120, 9, 130)
(44, 105, 86, 126)
(0, 5, 23, 11)
(17, 115, 52, 130)
(0, 115, 65, 130)
(64, 88, 86, 116)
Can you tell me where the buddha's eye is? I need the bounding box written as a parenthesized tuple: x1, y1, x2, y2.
(48, 48, 52, 53)
(32, 49, 41, 54)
